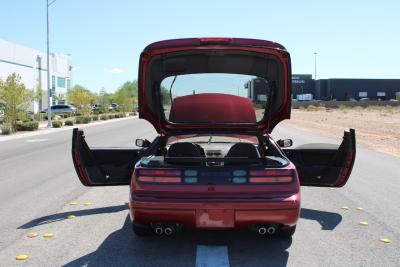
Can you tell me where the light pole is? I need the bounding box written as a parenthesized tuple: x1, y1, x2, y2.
(314, 52, 318, 80)
(46, 0, 57, 127)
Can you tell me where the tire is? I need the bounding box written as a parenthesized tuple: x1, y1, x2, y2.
(132, 223, 152, 236)
(278, 225, 296, 237)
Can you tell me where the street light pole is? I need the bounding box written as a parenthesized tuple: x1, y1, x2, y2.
(314, 52, 318, 80)
(46, 0, 57, 127)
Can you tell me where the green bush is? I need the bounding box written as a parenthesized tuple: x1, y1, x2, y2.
(16, 121, 39, 131)
(100, 114, 108, 120)
(42, 112, 55, 120)
(92, 115, 99, 121)
(1, 125, 11, 135)
(109, 114, 115, 119)
(61, 112, 72, 118)
(75, 116, 92, 124)
(52, 120, 62, 128)
(65, 120, 74, 126)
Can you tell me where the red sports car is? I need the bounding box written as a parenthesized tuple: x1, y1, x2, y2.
(72, 38, 356, 237)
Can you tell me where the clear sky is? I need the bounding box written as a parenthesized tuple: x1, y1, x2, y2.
(1, 0, 399, 93)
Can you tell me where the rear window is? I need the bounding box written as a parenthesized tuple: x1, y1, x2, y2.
(160, 73, 269, 123)
(168, 133, 259, 145)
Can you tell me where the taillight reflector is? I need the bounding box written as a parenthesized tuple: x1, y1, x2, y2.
(249, 170, 292, 176)
(139, 169, 181, 176)
(249, 176, 293, 183)
(138, 176, 181, 183)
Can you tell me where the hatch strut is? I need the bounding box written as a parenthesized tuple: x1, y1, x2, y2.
(265, 81, 276, 128)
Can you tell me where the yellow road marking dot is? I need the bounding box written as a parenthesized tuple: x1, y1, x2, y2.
(341, 206, 349, 210)
(83, 202, 92, 206)
(27, 232, 38, 238)
(380, 238, 391, 243)
(67, 215, 76, 219)
(16, 254, 28, 260)
(69, 202, 77, 205)
(43, 232, 54, 238)
(359, 221, 368, 226)
(356, 207, 364, 211)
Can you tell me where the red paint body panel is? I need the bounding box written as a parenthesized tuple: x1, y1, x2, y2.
(169, 93, 257, 123)
(129, 192, 300, 229)
(138, 38, 291, 134)
(129, 163, 301, 229)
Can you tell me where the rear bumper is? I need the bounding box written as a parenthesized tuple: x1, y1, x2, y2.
(129, 192, 300, 229)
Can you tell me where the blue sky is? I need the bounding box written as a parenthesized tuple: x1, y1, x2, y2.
(1, 0, 399, 93)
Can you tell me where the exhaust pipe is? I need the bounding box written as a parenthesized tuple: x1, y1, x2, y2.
(258, 227, 267, 235)
(154, 227, 164, 235)
(267, 226, 276, 235)
(164, 227, 173, 235)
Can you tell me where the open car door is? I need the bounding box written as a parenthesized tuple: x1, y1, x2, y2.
(72, 128, 142, 186)
(284, 129, 356, 187)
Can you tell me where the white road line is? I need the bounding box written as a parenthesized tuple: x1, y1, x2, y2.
(196, 245, 230, 267)
(26, 138, 48, 142)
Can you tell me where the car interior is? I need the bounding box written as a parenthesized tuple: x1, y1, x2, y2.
(161, 134, 288, 167)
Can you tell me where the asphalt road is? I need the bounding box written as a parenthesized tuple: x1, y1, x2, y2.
(0, 118, 399, 266)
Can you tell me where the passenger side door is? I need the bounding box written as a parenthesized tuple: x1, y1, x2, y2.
(284, 129, 356, 187)
(72, 128, 143, 186)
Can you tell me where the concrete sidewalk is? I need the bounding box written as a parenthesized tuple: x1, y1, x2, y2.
(0, 115, 138, 142)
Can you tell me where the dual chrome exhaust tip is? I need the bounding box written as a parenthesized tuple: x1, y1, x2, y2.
(152, 224, 180, 235)
(257, 225, 277, 236)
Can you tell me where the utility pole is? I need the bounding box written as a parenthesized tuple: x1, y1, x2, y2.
(46, 0, 57, 127)
(314, 52, 318, 80)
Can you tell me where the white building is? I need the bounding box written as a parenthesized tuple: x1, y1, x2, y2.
(0, 38, 73, 113)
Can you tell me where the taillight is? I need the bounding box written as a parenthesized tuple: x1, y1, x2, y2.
(249, 169, 293, 184)
(137, 169, 182, 184)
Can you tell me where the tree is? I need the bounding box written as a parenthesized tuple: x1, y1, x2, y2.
(35, 82, 44, 111)
(0, 73, 34, 132)
(114, 81, 138, 112)
(67, 84, 96, 115)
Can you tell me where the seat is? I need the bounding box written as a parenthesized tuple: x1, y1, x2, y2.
(225, 143, 260, 165)
(166, 142, 202, 166)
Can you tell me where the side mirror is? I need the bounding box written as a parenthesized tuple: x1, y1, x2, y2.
(277, 139, 293, 148)
(135, 139, 151, 148)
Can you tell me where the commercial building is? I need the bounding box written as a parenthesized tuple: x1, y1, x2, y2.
(0, 38, 73, 113)
(292, 74, 400, 101)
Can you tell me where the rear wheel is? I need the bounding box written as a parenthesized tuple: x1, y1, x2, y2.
(132, 223, 152, 236)
(278, 225, 296, 237)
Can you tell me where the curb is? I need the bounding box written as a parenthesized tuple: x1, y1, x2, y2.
(0, 116, 138, 142)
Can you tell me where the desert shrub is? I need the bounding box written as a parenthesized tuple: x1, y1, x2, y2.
(1, 125, 11, 135)
(100, 114, 108, 120)
(306, 105, 318, 111)
(52, 120, 63, 128)
(109, 114, 115, 119)
(65, 120, 74, 126)
(43, 112, 55, 120)
(91, 115, 99, 121)
(298, 106, 305, 111)
(61, 112, 72, 118)
(16, 121, 39, 131)
(75, 116, 92, 124)
(353, 106, 364, 112)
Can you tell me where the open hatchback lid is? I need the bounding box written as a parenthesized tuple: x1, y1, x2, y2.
(138, 37, 292, 134)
